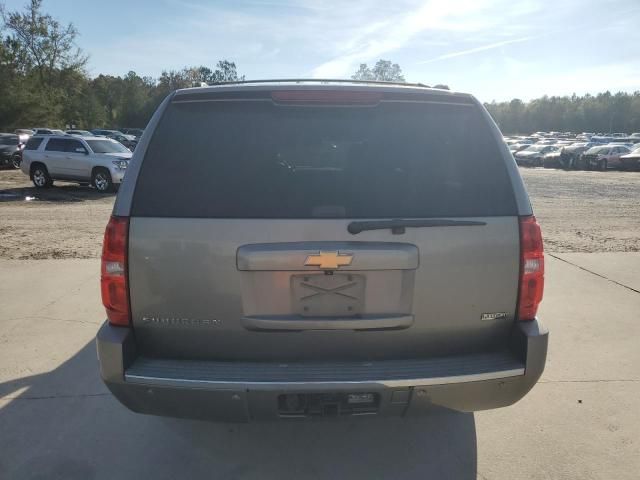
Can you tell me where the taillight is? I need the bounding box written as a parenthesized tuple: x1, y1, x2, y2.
(518, 215, 544, 321)
(101, 216, 130, 326)
(271, 90, 382, 105)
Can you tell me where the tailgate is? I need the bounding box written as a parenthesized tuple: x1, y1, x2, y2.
(128, 216, 519, 361)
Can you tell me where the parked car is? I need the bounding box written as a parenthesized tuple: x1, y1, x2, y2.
(66, 129, 95, 136)
(542, 149, 563, 169)
(508, 140, 534, 154)
(120, 128, 144, 138)
(0, 133, 24, 169)
(607, 141, 634, 149)
(561, 142, 596, 169)
(619, 145, 640, 170)
(20, 135, 132, 191)
(107, 133, 137, 151)
(96, 81, 548, 421)
(515, 145, 558, 166)
(32, 128, 65, 135)
(582, 145, 631, 170)
(590, 136, 619, 145)
(541, 142, 579, 169)
(91, 128, 124, 137)
(14, 128, 34, 144)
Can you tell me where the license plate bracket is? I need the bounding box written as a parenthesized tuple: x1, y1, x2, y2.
(291, 273, 365, 317)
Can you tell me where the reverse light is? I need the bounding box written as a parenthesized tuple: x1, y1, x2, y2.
(518, 215, 544, 321)
(101, 216, 130, 326)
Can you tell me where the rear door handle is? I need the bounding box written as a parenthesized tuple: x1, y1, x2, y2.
(241, 314, 413, 331)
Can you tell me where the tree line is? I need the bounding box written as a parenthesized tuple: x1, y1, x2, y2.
(0, 0, 243, 130)
(1, 1, 639, 134)
(485, 92, 640, 135)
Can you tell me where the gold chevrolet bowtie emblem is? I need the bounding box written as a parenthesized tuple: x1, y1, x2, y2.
(304, 251, 354, 270)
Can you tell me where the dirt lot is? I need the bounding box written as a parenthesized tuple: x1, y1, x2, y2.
(0, 169, 113, 259)
(522, 168, 640, 252)
(0, 167, 639, 259)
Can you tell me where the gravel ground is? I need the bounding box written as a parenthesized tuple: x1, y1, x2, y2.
(0, 167, 638, 259)
(0, 169, 113, 259)
(522, 168, 640, 253)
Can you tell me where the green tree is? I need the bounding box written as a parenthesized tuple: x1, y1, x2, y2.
(351, 59, 405, 82)
(210, 60, 244, 83)
(0, 0, 90, 128)
(118, 71, 154, 127)
(0, 0, 86, 84)
(351, 63, 374, 81)
(1, 2, 252, 130)
(92, 74, 124, 126)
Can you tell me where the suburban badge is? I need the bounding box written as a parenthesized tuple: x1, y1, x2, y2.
(481, 312, 508, 321)
(142, 316, 220, 327)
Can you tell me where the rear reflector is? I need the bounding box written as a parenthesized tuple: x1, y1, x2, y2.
(101, 216, 130, 326)
(271, 90, 382, 105)
(518, 215, 544, 321)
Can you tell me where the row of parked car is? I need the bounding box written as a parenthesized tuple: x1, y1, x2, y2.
(0, 127, 144, 171)
(504, 131, 640, 171)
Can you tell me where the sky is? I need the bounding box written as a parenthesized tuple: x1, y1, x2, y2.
(2, 0, 640, 102)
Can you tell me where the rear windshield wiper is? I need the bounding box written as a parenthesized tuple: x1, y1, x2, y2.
(347, 219, 487, 235)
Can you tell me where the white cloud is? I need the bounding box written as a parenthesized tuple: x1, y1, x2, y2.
(311, 0, 497, 78)
(79, 0, 640, 103)
(416, 36, 535, 64)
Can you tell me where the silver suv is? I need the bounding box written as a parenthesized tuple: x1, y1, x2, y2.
(96, 81, 548, 421)
(21, 135, 132, 192)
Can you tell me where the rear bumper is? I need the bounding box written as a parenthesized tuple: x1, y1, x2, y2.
(96, 319, 548, 421)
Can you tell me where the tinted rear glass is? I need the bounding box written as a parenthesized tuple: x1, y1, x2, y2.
(25, 137, 44, 150)
(45, 138, 70, 152)
(132, 98, 516, 218)
(65, 139, 86, 152)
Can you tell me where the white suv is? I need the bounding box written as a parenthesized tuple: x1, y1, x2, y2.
(21, 135, 132, 192)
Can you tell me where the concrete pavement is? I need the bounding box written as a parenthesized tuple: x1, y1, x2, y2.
(0, 255, 638, 479)
(550, 252, 640, 292)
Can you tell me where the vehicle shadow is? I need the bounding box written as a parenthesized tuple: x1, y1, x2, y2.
(0, 342, 477, 480)
(0, 183, 115, 203)
(164, 406, 477, 479)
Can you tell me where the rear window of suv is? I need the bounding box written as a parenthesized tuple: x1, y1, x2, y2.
(25, 137, 44, 150)
(132, 95, 517, 218)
